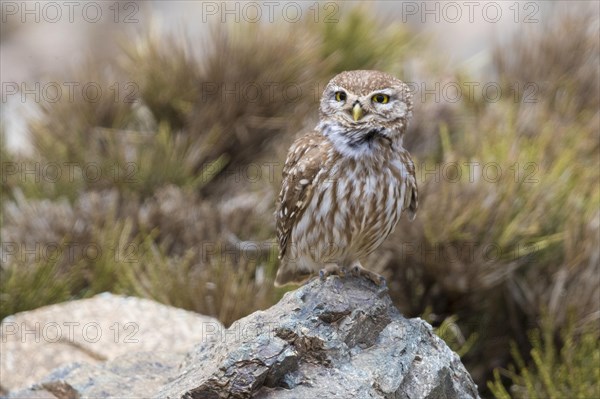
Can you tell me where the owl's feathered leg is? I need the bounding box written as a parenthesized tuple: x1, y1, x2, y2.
(350, 261, 387, 287)
(319, 263, 347, 281)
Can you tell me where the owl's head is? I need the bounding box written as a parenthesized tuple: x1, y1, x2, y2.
(318, 70, 413, 154)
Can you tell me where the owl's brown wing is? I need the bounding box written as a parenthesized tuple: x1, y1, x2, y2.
(276, 132, 328, 259)
(401, 149, 418, 220)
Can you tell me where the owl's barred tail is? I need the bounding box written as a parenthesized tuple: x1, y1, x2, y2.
(407, 181, 418, 221)
(408, 202, 417, 221)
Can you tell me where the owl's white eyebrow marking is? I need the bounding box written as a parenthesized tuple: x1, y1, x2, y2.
(328, 85, 346, 94)
(366, 89, 394, 97)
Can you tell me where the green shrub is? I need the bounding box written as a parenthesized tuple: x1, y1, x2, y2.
(489, 318, 600, 399)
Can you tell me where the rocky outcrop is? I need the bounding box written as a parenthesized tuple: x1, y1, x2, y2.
(6, 277, 480, 398)
(1, 293, 223, 393)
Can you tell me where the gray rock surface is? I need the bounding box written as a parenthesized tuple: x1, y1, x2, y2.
(7, 277, 480, 398)
(9, 352, 183, 399)
(1, 293, 223, 392)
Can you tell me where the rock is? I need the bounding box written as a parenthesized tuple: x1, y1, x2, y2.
(9, 352, 183, 399)
(6, 278, 480, 398)
(1, 293, 223, 393)
(158, 277, 480, 398)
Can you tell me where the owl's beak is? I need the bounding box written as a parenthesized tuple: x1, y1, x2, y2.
(352, 103, 364, 122)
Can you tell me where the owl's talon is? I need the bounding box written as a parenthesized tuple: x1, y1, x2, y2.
(319, 269, 326, 281)
(377, 284, 389, 297)
(319, 263, 343, 282)
(350, 262, 387, 287)
(377, 276, 388, 296)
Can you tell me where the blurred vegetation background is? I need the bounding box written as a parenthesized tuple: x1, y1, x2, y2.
(1, 2, 598, 397)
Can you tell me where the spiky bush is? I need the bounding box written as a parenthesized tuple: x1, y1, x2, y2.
(488, 317, 600, 399)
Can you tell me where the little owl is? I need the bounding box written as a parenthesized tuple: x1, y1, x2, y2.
(275, 70, 417, 286)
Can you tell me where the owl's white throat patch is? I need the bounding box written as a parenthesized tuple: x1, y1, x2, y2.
(318, 121, 391, 158)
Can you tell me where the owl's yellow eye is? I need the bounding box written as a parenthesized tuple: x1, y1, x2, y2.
(335, 91, 347, 102)
(372, 94, 389, 104)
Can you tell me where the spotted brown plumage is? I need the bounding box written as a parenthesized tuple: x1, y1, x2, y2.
(275, 70, 418, 286)
(276, 132, 327, 259)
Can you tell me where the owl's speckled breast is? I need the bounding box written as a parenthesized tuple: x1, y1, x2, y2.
(289, 149, 406, 270)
